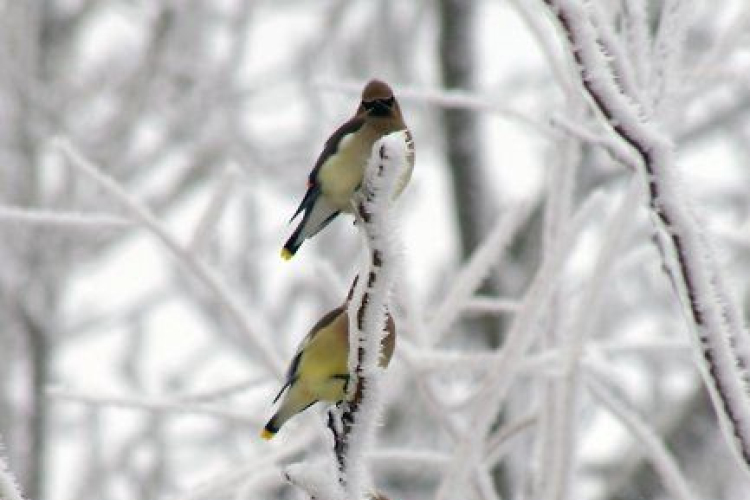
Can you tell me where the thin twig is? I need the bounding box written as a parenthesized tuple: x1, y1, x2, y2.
(434, 184, 607, 500)
(55, 137, 285, 378)
(47, 388, 257, 424)
(316, 80, 553, 138)
(0, 205, 131, 229)
(428, 203, 533, 343)
(586, 376, 698, 500)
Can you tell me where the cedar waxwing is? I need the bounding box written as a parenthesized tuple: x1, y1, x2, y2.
(260, 279, 396, 440)
(281, 79, 415, 260)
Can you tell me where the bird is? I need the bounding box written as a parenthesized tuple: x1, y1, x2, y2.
(260, 278, 396, 440)
(281, 78, 414, 260)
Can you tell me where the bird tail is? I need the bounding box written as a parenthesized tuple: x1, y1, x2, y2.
(281, 228, 304, 261)
(260, 398, 317, 440)
(282, 190, 339, 260)
(260, 416, 280, 440)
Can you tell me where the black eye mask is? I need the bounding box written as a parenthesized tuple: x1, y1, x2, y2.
(362, 96, 395, 114)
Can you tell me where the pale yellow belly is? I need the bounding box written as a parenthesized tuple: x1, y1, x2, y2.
(318, 128, 414, 211)
(318, 136, 373, 212)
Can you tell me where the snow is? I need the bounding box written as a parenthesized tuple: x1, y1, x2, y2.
(57, 138, 286, 378)
(0, 439, 25, 500)
(545, 0, 750, 476)
(427, 202, 533, 345)
(3, 2, 749, 499)
(337, 132, 410, 500)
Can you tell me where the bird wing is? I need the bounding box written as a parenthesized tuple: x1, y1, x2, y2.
(272, 306, 346, 404)
(308, 115, 366, 185)
(288, 183, 321, 223)
(287, 115, 365, 224)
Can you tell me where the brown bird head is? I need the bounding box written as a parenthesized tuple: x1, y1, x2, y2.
(358, 79, 398, 118)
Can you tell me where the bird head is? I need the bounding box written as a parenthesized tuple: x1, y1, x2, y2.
(360, 79, 397, 117)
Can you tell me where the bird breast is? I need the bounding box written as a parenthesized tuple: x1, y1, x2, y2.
(318, 128, 380, 212)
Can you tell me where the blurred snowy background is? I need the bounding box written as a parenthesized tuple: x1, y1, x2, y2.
(2, 1, 750, 499)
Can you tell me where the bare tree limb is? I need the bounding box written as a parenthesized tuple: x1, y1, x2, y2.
(586, 376, 697, 500)
(298, 133, 408, 500)
(543, 0, 750, 474)
(55, 137, 285, 378)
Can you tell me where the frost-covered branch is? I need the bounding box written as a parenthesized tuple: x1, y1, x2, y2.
(543, 0, 750, 473)
(180, 430, 320, 500)
(435, 185, 606, 500)
(460, 297, 520, 317)
(317, 80, 552, 137)
(174, 377, 261, 403)
(188, 165, 239, 254)
(586, 376, 697, 500)
(538, 178, 641, 500)
(0, 206, 131, 229)
(287, 132, 407, 500)
(0, 436, 26, 500)
(483, 414, 537, 467)
(335, 132, 407, 498)
(47, 388, 258, 425)
(428, 203, 532, 344)
(55, 138, 285, 378)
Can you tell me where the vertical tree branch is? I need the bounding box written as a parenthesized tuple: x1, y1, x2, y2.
(543, 0, 750, 474)
(438, 0, 490, 261)
(283, 133, 408, 500)
(328, 133, 408, 500)
(22, 315, 47, 500)
(540, 178, 642, 500)
(438, 5, 515, 494)
(437, 0, 510, 352)
(434, 188, 604, 500)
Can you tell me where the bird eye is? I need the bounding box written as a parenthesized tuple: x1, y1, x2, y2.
(362, 100, 376, 110)
(382, 96, 395, 107)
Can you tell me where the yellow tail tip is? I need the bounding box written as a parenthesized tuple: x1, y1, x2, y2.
(260, 428, 275, 441)
(280, 248, 293, 261)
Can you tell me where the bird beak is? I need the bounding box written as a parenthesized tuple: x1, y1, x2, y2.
(373, 100, 391, 113)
